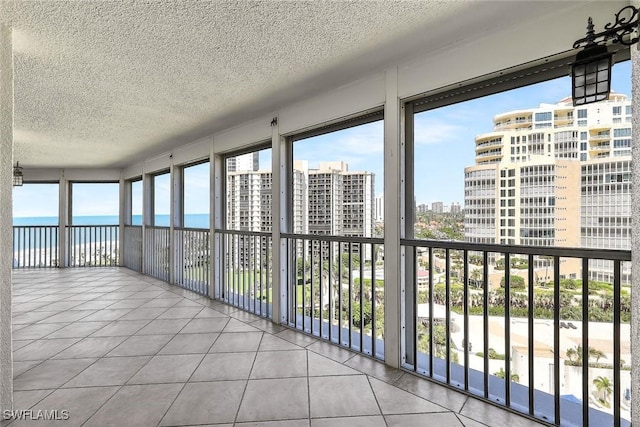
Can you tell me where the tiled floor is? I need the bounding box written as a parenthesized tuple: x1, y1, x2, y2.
(3, 268, 545, 427)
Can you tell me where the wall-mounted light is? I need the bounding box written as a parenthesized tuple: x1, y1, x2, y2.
(13, 162, 23, 187)
(571, 6, 639, 106)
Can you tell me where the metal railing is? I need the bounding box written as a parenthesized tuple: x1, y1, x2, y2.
(175, 227, 210, 295)
(123, 225, 142, 272)
(283, 233, 385, 360)
(144, 226, 170, 282)
(401, 239, 631, 427)
(218, 229, 272, 318)
(66, 225, 119, 267)
(12, 225, 59, 268)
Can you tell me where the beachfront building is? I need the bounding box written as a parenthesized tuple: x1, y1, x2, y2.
(2, 3, 637, 427)
(464, 94, 632, 282)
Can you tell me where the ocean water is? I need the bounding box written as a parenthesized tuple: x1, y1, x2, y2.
(13, 214, 210, 253)
(13, 214, 210, 228)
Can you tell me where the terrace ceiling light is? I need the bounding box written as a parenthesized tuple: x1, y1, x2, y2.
(13, 162, 23, 187)
(571, 6, 639, 106)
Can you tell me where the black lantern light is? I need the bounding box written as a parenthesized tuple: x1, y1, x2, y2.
(13, 162, 23, 187)
(572, 6, 639, 106)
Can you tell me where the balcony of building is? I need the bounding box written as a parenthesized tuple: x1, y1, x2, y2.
(1, 2, 637, 427)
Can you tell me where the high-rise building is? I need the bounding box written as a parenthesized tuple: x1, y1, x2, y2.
(226, 152, 259, 172)
(431, 201, 444, 213)
(450, 202, 461, 214)
(464, 93, 632, 282)
(226, 159, 375, 258)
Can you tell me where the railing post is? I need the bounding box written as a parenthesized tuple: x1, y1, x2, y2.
(384, 66, 402, 368)
(141, 170, 153, 276)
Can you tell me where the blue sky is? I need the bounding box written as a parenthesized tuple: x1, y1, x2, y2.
(13, 61, 632, 217)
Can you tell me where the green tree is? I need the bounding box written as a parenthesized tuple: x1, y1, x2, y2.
(500, 275, 525, 290)
(593, 376, 613, 405)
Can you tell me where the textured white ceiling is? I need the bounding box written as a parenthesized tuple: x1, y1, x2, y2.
(2, 1, 588, 168)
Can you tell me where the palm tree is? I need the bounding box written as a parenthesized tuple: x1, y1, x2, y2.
(589, 347, 607, 364)
(566, 347, 578, 363)
(593, 376, 613, 405)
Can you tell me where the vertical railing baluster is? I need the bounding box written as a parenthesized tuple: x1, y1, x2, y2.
(428, 246, 434, 377)
(359, 242, 364, 353)
(505, 252, 511, 406)
(348, 242, 353, 349)
(310, 239, 315, 335)
(582, 257, 590, 427)
(329, 241, 334, 342)
(553, 255, 561, 426)
(483, 251, 489, 398)
(445, 248, 451, 383)
(463, 249, 469, 391)
(412, 246, 418, 372)
(371, 243, 376, 357)
(613, 259, 621, 427)
(338, 241, 343, 346)
(528, 254, 535, 417)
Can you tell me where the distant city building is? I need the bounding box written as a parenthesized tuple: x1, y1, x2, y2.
(226, 159, 375, 260)
(416, 203, 428, 214)
(431, 201, 444, 213)
(450, 202, 461, 214)
(226, 152, 259, 172)
(464, 93, 632, 282)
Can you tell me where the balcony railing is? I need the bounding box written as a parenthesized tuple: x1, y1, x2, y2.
(401, 238, 631, 427)
(175, 227, 210, 296)
(283, 233, 385, 361)
(123, 225, 142, 272)
(66, 225, 119, 267)
(12, 225, 59, 268)
(218, 229, 273, 318)
(144, 226, 170, 282)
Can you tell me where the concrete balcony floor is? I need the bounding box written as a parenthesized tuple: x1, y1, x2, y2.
(4, 268, 545, 427)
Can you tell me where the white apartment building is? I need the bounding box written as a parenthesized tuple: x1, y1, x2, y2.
(464, 94, 632, 283)
(226, 159, 375, 259)
(226, 152, 259, 173)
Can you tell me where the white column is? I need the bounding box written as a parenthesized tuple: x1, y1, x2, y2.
(0, 23, 13, 413)
(630, 33, 639, 427)
(58, 171, 69, 267)
(383, 66, 402, 368)
(271, 117, 286, 323)
(141, 170, 152, 275)
(211, 138, 220, 299)
(118, 172, 126, 266)
(169, 159, 180, 284)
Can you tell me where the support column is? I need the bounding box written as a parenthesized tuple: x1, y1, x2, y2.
(118, 172, 126, 266)
(630, 33, 639, 427)
(58, 171, 69, 267)
(141, 170, 152, 275)
(211, 139, 221, 299)
(271, 117, 287, 323)
(169, 159, 181, 285)
(383, 66, 402, 368)
(0, 23, 14, 413)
